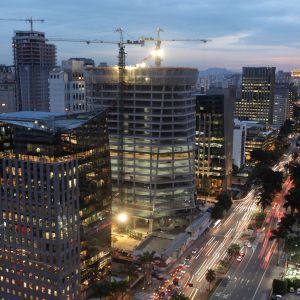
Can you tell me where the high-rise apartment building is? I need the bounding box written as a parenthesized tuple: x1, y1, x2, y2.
(195, 88, 233, 196)
(0, 110, 111, 299)
(13, 31, 56, 111)
(85, 66, 198, 231)
(49, 58, 95, 113)
(235, 67, 276, 124)
(0, 65, 17, 113)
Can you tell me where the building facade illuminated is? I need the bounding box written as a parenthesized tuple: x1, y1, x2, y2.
(0, 65, 17, 113)
(85, 66, 198, 231)
(273, 83, 289, 126)
(195, 89, 233, 196)
(235, 67, 276, 125)
(13, 31, 56, 111)
(0, 110, 111, 299)
(233, 119, 247, 168)
(49, 58, 95, 113)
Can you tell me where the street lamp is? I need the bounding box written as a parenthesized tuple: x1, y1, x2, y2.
(117, 212, 128, 224)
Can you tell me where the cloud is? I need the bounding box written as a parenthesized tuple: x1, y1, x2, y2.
(1, 0, 300, 70)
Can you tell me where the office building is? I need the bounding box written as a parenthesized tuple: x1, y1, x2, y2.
(0, 110, 111, 299)
(195, 88, 234, 196)
(276, 70, 291, 84)
(233, 119, 247, 168)
(273, 83, 289, 126)
(242, 121, 277, 163)
(49, 58, 95, 113)
(0, 65, 17, 113)
(85, 66, 198, 231)
(235, 67, 276, 124)
(13, 31, 56, 111)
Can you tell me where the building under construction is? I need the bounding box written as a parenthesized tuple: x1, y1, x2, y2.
(85, 66, 198, 231)
(13, 31, 56, 111)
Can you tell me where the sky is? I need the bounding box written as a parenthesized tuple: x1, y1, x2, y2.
(1, 0, 300, 71)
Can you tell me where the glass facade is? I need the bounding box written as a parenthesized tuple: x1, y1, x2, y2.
(85, 67, 198, 223)
(0, 111, 111, 299)
(235, 67, 276, 125)
(195, 92, 233, 195)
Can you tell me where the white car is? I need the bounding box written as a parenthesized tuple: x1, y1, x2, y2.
(245, 241, 252, 248)
(237, 256, 243, 262)
(297, 288, 300, 295)
(191, 249, 198, 255)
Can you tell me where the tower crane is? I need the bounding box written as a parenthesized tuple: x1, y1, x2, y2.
(139, 27, 210, 67)
(0, 17, 44, 31)
(48, 29, 144, 205)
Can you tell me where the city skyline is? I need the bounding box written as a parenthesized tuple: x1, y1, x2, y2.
(0, 0, 300, 71)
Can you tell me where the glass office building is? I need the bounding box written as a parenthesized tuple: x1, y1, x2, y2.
(0, 110, 111, 299)
(195, 89, 233, 195)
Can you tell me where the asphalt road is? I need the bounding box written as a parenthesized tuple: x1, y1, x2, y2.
(134, 137, 298, 300)
(210, 178, 293, 300)
(182, 138, 297, 300)
(181, 189, 259, 300)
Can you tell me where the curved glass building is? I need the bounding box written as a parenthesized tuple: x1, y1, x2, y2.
(85, 67, 198, 230)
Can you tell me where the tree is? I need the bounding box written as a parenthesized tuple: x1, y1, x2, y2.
(139, 251, 156, 288)
(272, 279, 287, 295)
(278, 119, 294, 139)
(284, 188, 300, 215)
(290, 163, 300, 188)
(227, 243, 241, 258)
(171, 293, 190, 300)
(215, 193, 232, 212)
(92, 279, 129, 299)
(111, 280, 129, 300)
(205, 269, 216, 291)
(257, 191, 273, 212)
(211, 206, 223, 220)
(251, 149, 277, 165)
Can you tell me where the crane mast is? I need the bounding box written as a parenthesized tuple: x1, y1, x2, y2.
(48, 30, 144, 206)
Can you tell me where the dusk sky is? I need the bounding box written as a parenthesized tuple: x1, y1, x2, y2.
(1, 0, 300, 71)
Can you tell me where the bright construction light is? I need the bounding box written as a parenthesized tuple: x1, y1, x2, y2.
(151, 49, 164, 58)
(117, 212, 128, 223)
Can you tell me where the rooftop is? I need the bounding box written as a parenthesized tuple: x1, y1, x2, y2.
(0, 110, 106, 133)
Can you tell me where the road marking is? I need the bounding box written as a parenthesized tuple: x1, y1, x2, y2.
(191, 288, 199, 300)
(251, 237, 276, 299)
(207, 236, 215, 245)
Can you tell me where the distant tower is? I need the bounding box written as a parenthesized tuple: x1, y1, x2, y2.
(13, 31, 56, 111)
(235, 67, 276, 125)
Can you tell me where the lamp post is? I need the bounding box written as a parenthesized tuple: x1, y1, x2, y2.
(117, 212, 128, 233)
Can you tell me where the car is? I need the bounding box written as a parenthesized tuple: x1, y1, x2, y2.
(275, 295, 283, 300)
(192, 249, 198, 255)
(290, 286, 295, 293)
(245, 241, 252, 248)
(237, 256, 243, 262)
(186, 254, 192, 260)
(239, 251, 245, 257)
(297, 288, 300, 295)
(188, 282, 194, 287)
